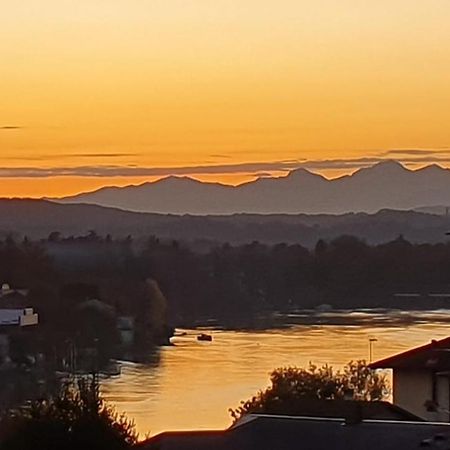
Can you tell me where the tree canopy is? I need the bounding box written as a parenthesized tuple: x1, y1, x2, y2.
(3, 233, 450, 342)
(230, 361, 389, 422)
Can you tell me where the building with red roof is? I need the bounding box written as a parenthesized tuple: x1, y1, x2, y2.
(371, 337, 450, 422)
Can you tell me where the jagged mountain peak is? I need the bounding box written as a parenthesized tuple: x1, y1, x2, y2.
(349, 160, 409, 181)
(54, 160, 450, 214)
(416, 163, 446, 174)
(362, 160, 408, 173)
(154, 176, 200, 186)
(286, 167, 325, 180)
(373, 160, 406, 169)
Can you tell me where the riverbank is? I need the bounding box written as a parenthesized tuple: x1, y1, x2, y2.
(179, 307, 450, 331)
(102, 314, 450, 436)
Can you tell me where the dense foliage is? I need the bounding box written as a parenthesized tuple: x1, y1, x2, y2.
(0, 376, 138, 450)
(229, 361, 389, 422)
(2, 233, 450, 330)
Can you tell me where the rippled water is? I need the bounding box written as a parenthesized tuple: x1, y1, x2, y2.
(101, 310, 450, 437)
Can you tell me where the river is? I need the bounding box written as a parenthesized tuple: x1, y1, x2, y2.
(101, 309, 450, 437)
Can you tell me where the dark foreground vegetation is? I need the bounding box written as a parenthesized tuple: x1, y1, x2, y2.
(0, 375, 138, 450)
(0, 362, 385, 449)
(230, 360, 389, 422)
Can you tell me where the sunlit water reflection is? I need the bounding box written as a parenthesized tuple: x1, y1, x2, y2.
(101, 309, 450, 437)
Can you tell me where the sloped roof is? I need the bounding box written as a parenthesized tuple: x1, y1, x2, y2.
(138, 431, 225, 450)
(138, 414, 450, 450)
(370, 337, 450, 370)
(76, 299, 116, 316)
(0, 291, 30, 309)
(228, 399, 423, 423)
(0, 285, 29, 297)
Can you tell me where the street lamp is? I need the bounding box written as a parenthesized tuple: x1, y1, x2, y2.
(369, 338, 378, 363)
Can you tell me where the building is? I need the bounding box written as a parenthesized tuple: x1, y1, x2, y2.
(138, 414, 450, 450)
(0, 307, 39, 327)
(0, 283, 38, 327)
(117, 316, 135, 346)
(371, 337, 450, 422)
(225, 398, 424, 423)
(0, 283, 29, 305)
(0, 283, 38, 365)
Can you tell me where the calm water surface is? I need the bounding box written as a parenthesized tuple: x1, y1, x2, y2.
(101, 310, 450, 437)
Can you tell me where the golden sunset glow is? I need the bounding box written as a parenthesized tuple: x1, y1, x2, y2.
(2, 0, 450, 197)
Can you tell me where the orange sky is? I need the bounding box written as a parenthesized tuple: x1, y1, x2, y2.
(2, 0, 450, 197)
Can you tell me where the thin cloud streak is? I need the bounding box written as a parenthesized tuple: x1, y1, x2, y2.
(380, 149, 450, 157)
(1, 153, 450, 178)
(0, 126, 23, 130)
(2, 153, 141, 162)
(0, 160, 302, 178)
(208, 154, 233, 159)
(298, 156, 450, 170)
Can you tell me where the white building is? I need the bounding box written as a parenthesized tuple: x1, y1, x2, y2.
(371, 337, 450, 422)
(0, 283, 38, 363)
(0, 308, 38, 327)
(0, 283, 38, 327)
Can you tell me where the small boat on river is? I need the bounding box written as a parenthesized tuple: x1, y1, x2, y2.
(197, 333, 213, 342)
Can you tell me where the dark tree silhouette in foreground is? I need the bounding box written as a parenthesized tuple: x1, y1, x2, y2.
(230, 360, 389, 422)
(0, 375, 138, 450)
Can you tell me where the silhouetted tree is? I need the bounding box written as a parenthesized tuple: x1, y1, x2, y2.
(0, 375, 138, 450)
(230, 361, 389, 422)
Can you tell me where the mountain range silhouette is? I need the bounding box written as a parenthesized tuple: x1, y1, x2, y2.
(55, 161, 450, 214)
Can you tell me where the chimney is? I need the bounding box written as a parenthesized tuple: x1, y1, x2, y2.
(345, 402, 363, 426)
(343, 389, 354, 401)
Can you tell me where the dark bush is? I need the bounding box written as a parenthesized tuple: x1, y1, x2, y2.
(0, 375, 138, 450)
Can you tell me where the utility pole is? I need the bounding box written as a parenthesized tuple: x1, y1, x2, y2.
(369, 338, 378, 363)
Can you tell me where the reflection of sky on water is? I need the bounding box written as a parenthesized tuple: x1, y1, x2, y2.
(101, 309, 450, 437)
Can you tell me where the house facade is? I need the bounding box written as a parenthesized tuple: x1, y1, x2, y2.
(371, 337, 450, 422)
(0, 308, 38, 327)
(0, 283, 39, 365)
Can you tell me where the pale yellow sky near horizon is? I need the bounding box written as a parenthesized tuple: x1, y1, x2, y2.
(1, 0, 450, 197)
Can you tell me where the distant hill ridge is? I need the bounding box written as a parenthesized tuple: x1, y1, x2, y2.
(1, 199, 450, 247)
(54, 161, 450, 214)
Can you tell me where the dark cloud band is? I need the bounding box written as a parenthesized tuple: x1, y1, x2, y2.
(0, 151, 450, 178)
(0, 160, 301, 178)
(2, 153, 140, 162)
(381, 149, 450, 157)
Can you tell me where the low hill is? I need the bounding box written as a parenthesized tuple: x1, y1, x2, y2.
(1, 199, 450, 247)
